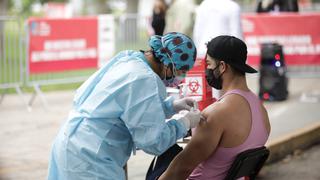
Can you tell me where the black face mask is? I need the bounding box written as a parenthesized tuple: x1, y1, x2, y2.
(205, 64, 223, 90)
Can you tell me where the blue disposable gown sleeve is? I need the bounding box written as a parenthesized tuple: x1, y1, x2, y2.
(163, 96, 176, 118)
(119, 74, 188, 156)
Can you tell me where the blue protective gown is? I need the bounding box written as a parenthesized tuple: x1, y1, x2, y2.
(47, 50, 188, 180)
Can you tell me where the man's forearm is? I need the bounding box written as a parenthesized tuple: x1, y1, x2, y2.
(158, 153, 194, 180)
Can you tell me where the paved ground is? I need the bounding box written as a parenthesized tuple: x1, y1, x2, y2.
(258, 143, 320, 180)
(0, 75, 319, 180)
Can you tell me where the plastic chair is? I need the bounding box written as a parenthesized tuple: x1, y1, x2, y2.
(224, 146, 270, 180)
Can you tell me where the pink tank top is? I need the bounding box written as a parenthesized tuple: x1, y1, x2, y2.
(188, 89, 269, 180)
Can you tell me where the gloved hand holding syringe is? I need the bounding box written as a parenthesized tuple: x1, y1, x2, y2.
(191, 100, 206, 122)
(173, 99, 206, 130)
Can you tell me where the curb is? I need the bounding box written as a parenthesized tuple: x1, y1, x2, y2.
(265, 121, 320, 164)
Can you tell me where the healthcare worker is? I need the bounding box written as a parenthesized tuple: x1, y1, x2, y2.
(47, 32, 201, 180)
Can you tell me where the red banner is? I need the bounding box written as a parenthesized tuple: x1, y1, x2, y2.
(242, 13, 320, 66)
(28, 17, 98, 73)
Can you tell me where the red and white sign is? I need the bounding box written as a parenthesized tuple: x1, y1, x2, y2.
(28, 17, 98, 73)
(185, 57, 215, 110)
(185, 76, 203, 97)
(242, 13, 320, 65)
(28, 15, 115, 74)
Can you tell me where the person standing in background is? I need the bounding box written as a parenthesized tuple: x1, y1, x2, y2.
(165, 0, 197, 38)
(192, 0, 243, 99)
(256, 0, 299, 13)
(256, 0, 276, 12)
(151, 0, 168, 36)
(193, 0, 243, 58)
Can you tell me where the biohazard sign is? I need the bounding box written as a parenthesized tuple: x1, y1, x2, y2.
(185, 59, 215, 110)
(185, 76, 203, 96)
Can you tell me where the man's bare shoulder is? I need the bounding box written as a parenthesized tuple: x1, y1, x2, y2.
(201, 94, 247, 125)
(201, 100, 230, 128)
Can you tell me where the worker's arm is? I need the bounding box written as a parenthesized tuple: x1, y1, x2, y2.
(121, 74, 188, 155)
(159, 104, 226, 180)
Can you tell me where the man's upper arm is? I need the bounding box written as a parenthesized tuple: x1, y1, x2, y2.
(182, 111, 224, 167)
(159, 105, 226, 180)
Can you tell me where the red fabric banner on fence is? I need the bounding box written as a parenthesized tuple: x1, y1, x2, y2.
(28, 17, 98, 73)
(242, 13, 320, 66)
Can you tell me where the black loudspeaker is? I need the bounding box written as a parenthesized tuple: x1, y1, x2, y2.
(259, 43, 288, 101)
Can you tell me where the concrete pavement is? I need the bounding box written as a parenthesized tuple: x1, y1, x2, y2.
(0, 75, 319, 180)
(258, 143, 320, 180)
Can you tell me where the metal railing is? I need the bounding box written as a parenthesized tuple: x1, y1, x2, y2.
(0, 16, 26, 107)
(24, 20, 97, 109)
(1, 13, 320, 109)
(117, 13, 149, 51)
(23, 14, 149, 109)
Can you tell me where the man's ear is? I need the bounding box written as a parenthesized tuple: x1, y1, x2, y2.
(220, 61, 227, 73)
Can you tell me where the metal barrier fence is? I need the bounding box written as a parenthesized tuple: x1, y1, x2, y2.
(24, 14, 149, 109)
(25, 69, 95, 109)
(0, 16, 26, 106)
(116, 14, 320, 79)
(117, 13, 149, 51)
(1, 14, 320, 109)
(0, 14, 149, 109)
(24, 22, 97, 108)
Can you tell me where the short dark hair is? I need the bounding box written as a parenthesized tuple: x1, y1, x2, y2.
(213, 59, 245, 76)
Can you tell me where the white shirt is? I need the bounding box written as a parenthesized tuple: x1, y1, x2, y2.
(193, 0, 243, 57)
(165, 0, 196, 37)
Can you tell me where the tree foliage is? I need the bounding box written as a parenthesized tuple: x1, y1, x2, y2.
(39, 0, 67, 3)
(16, 0, 68, 15)
(83, 0, 111, 14)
